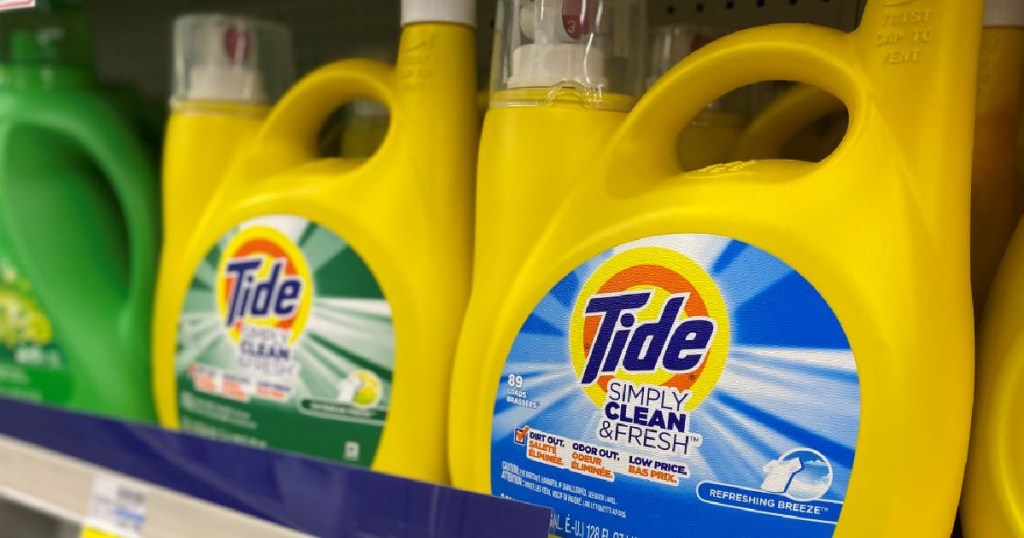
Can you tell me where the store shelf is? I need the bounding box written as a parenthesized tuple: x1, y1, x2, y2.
(0, 435, 308, 538)
(0, 397, 550, 538)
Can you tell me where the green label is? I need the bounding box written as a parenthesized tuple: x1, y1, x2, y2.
(175, 215, 393, 465)
(0, 253, 71, 403)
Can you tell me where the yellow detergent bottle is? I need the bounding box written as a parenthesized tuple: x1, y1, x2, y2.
(971, 1, 1024, 312)
(158, 14, 294, 316)
(153, 0, 476, 483)
(961, 2, 1024, 532)
(450, 0, 980, 536)
(647, 24, 751, 170)
(964, 226, 1024, 538)
(734, 83, 846, 162)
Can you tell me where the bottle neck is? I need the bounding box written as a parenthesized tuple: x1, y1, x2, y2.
(854, 0, 984, 235)
(856, 0, 983, 131)
(394, 20, 476, 214)
(170, 99, 270, 118)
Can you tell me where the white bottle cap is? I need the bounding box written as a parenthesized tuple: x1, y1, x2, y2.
(172, 14, 294, 105)
(985, 0, 1024, 27)
(401, 0, 476, 28)
(508, 43, 607, 88)
(506, 0, 607, 89)
(187, 65, 266, 103)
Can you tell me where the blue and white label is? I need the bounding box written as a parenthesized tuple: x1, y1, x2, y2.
(492, 234, 859, 537)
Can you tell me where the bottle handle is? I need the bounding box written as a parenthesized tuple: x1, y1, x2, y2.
(243, 59, 397, 178)
(733, 84, 846, 161)
(2, 94, 159, 327)
(610, 24, 863, 180)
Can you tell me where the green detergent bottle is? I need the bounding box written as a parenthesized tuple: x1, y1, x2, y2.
(0, 1, 159, 421)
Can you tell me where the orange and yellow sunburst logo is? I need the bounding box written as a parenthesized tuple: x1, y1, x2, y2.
(570, 246, 729, 410)
(215, 226, 313, 344)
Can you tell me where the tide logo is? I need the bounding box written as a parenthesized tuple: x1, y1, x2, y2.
(569, 246, 730, 410)
(215, 226, 313, 344)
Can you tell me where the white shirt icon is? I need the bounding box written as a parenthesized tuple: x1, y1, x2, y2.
(761, 458, 803, 493)
(337, 376, 363, 403)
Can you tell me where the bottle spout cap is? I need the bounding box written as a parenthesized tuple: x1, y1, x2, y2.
(490, 0, 646, 110)
(509, 43, 606, 88)
(172, 14, 294, 106)
(401, 0, 476, 28)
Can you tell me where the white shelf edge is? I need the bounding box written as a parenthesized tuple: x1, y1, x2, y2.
(0, 434, 311, 538)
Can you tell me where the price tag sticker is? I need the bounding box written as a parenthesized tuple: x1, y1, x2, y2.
(80, 475, 149, 538)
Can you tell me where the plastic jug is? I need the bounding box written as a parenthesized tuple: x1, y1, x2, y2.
(449, 0, 980, 535)
(0, 1, 159, 421)
(970, 0, 1024, 311)
(153, 0, 476, 483)
(963, 222, 1024, 536)
(961, 2, 1024, 532)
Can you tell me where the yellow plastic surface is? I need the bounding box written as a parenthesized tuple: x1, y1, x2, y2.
(450, 1, 981, 535)
(962, 30, 1024, 537)
(678, 108, 747, 170)
(737, 26, 1021, 313)
(157, 103, 267, 289)
(963, 219, 1024, 538)
(970, 27, 1024, 311)
(154, 22, 477, 483)
(79, 528, 122, 538)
